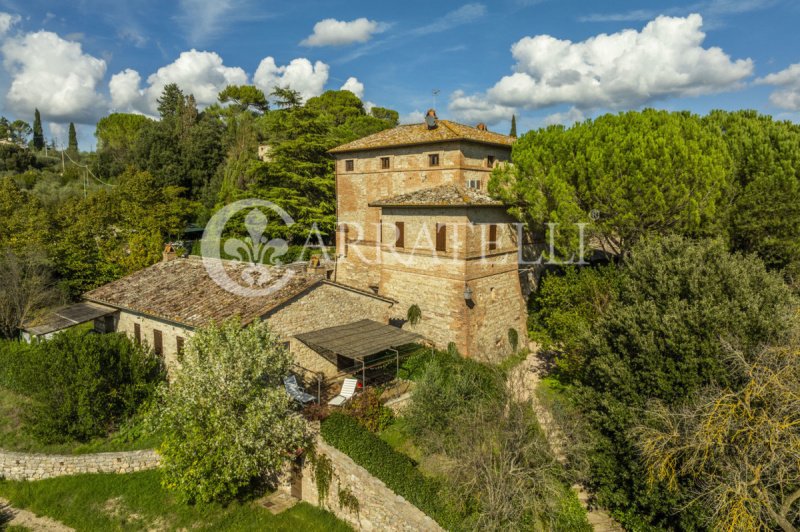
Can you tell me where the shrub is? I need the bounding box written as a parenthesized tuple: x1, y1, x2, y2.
(157, 319, 309, 503)
(320, 412, 458, 528)
(2, 330, 164, 443)
(342, 387, 394, 432)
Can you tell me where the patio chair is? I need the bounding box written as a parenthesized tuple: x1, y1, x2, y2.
(284, 375, 316, 405)
(327, 378, 359, 407)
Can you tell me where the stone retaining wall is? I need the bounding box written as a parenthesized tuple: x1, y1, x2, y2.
(288, 437, 443, 532)
(0, 449, 160, 481)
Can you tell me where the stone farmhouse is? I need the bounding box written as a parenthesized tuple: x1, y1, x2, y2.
(29, 112, 527, 376)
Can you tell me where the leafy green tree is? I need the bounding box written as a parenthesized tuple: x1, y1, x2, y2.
(538, 236, 797, 528)
(703, 110, 800, 269)
(157, 83, 186, 120)
(270, 86, 303, 109)
(8, 119, 32, 144)
(93, 113, 153, 178)
(370, 106, 399, 126)
(14, 329, 164, 442)
(636, 341, 800, 532)
(218, 84, 269, 113)
(157, 319, 309, 503)
(67, 122, 78, 156)
(491, 110, 732, 256)
(510, 114, 517, 137)
(32, 108, 44, 151)
(0, 177, 51, 251)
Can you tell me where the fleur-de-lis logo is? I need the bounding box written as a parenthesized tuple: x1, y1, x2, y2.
(201, 199, 296, 297)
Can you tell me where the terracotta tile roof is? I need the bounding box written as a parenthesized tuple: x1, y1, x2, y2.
(329, 119, 515, 153)
(369, 183, 504, 208)
(84, 257, 323, 329)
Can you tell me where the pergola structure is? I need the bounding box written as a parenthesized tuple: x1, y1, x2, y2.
(21, 301, 116, 341)
(295, 319, 422, 385)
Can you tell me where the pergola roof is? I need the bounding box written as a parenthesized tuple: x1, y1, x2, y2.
(295, 319, 422, 361)
(23, 301, 117, 336)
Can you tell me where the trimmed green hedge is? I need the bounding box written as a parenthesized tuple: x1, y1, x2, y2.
(320, 412, 458, 529)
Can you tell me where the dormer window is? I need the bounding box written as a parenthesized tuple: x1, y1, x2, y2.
(345, 159, 354, 172)
(428, 154, 440, 167)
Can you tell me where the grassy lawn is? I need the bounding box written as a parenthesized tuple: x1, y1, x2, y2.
(0, 386, 160, 455)
(0, 469, 351, 531)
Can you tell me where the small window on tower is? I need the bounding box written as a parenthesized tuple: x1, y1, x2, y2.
(345, 159, 354, 172)
(487, 155, 496, 168)
(488, 224, 498, 251)
(428, 153, 440, 166)
(381, 157, 390, 169)
(395, 221, 405, 248)
(436, 223, 447, 252)
(467, 179, 482, 190)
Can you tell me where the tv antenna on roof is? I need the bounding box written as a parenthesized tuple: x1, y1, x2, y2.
(432, 89, 440, 110)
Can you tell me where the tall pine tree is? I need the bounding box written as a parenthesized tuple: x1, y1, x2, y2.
(509, 114, 517, 137)
(32, 108, 44, 151)
(67, 122, 78, 154)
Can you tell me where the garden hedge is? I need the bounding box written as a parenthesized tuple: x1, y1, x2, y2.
(320, 412, 458, 529)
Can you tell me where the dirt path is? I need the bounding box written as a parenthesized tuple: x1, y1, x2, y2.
(508, 349, 623, 532)
(0, 497, 74, 531)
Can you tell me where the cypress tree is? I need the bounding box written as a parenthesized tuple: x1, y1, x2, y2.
(33, 108, 44, 150)
(510, 114, 517, 138)
(68, 122, 78, 154)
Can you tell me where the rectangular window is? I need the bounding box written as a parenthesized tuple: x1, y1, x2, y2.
(104, 315, 114, 333)
(436, 223, 447, 252)
(395, 221, 405, 248)
(488, 224, 498, 251)
(428, 153, 440, 166)
(133, 323, 141, 344)
(487, 155, 496, 168)
(153, 329, 163, 357)
(176, 336, 184, 359)
(380, 157, 390, 169)
(345, 159, 354, 172)
(467, 179, 481, 190)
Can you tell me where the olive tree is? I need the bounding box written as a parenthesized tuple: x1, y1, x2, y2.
(158, 319, 309, 503)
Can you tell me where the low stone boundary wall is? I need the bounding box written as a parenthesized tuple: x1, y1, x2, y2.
(0, 449, 160, 481)
(288, 436, 443, 532)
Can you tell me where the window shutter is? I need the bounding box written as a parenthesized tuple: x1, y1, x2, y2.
(436, 223, 447, 252)
(488, 224, 498, 251)
(134, 323, 141, 344)
(153, 329, 163, 356)
(395, 222, 405, 248)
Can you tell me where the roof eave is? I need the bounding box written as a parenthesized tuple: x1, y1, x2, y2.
(329, 137, 514, 155)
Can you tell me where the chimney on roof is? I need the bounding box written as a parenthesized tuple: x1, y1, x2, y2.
(476, 122, 487, 131)
(162, 243, 177, 262)
(425, 108, 438, 129)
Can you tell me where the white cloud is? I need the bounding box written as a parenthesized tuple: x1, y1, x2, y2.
(448, 90, 515, 125)
(399, 110, 424, 124)
(757, 63, 800, 111)
(301, 18, 387, 47)
(0, 12, 20, 37)
(109, 49, 247, 115)
(176, 0, 257, 45)
(450, 14, 752, 121)
(543, 106, 585, 126)
(339, 76, 364, 99)
(1, 30, 107, 123)
(253, 57, 329, 102)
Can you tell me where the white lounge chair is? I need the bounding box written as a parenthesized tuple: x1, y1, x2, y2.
(327, 378, 359, 406)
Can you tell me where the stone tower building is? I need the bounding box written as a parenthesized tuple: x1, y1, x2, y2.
(329, 113, 527, 361)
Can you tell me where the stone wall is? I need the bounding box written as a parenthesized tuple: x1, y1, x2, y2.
(0, 449, 160, 481)
(289, 437, 443, 532)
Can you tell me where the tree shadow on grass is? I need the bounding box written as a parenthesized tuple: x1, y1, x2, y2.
(0, 499, 15, 526)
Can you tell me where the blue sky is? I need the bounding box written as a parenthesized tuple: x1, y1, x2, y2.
(0, 0, 798, 149)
